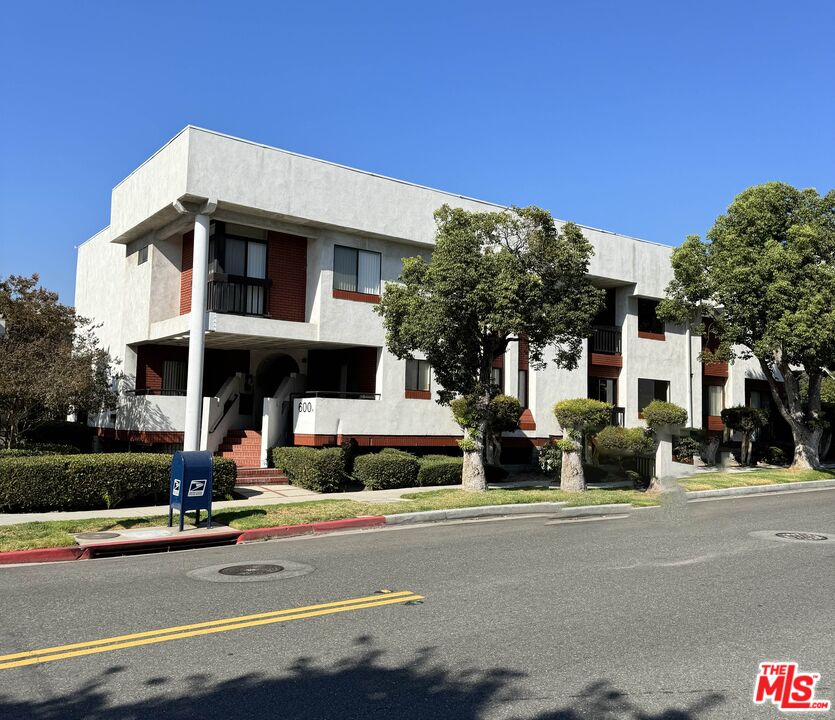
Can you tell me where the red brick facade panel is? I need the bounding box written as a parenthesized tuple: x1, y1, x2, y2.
(589, 364, 620, 380)
(518, 408, 536, 430)
(267, 231, 307, 321)
(332, 289, 380, 304)
(590, 352, 623, 368)
(180, 231, 193, 315)
(638, 331, 666, 341)
(518, 335, 529, 371)
(405, 389, 431, 400)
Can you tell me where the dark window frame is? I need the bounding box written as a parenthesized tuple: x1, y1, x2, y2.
(207, 221, 271, 316)
(405, 358, 431, 392)
(333, 245, 382, 295)
(637, 298, 665, 336)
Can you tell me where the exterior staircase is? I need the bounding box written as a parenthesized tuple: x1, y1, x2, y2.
(216, 429, 289, 486)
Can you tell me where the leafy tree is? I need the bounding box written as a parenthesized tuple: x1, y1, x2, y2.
(658, 182, 835, 469)
(0, 275, 117, 448)
(450, 394, 521, 466)
(553, 398, 612, 491)
(720, 405, 769, 466)
(377, 204, 602, 490)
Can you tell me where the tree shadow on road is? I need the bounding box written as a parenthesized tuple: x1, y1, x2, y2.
(0, 636, 724, 720)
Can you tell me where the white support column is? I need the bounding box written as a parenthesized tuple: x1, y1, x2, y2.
(183, 213, 211, 451)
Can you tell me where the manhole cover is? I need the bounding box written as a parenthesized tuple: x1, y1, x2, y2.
(749, 530, 835, 544)
(775, 532, 829, 542)
(188, 559, 314, 583)
(218, 563, 285, 576)
(75, 532, 120, 540)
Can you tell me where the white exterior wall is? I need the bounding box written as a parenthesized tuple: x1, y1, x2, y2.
(76, 126, 756, 443)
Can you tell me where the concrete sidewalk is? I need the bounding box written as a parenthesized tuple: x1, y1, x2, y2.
(0, 483, 462, 526)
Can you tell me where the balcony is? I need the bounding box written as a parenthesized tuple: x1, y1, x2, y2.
(590, 325, 622, 355)
(207, 277, 271, 316)
(703, 361, 729, 378)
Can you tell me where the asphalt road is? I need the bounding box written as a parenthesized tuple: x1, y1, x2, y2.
(0, 489, 833, 719)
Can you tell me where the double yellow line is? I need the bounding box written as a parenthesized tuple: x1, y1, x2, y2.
(0, 590, 423, 670)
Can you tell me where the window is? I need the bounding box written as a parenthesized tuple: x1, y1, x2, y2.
(518, 370, 528, 408)
(137, 246, 148, 265)
(207, 222, 269, 315)
(638, 298, 665, 337)
(707, 384, 724, 416)
(638, 378, 669, 415)
(406, 359, 431, 392)
(334, 246, 381, 295)
(162, 360, 187, 395)
(589, 377, 617, 405)
(491, 366, 504, 390)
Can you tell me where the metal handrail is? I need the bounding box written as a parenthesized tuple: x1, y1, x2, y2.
(590, 325, 622, 354)
(295, 391, 381, 400)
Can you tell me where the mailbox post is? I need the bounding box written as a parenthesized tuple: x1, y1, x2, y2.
(169, 451, 214, 531)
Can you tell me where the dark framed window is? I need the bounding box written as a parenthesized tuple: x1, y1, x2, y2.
(334, 245, 381, 295)
(517, 369, 528, 408)
(589, 377, 617, 405)
(207, 222, 270, 315)
(638, 378, 669, 415)
(406, 359, 431, 392)
(491, 366, 504, 390)
(638, 298, 665, 336)
(162, 360, 187, 396)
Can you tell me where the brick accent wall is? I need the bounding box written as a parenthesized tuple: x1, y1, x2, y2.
(589, 363, 621, 380)
(267, 231, 307, 321)
(518, 335, 529, 370)
(135, 345, 188, 393)
(180, 231, 193, 315)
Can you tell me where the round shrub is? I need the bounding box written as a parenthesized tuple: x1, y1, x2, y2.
(417, 457, 462, 486)
(595, 426, 654, 458)
(673, 436, 701, 459)
(272, 447, 345, 493)
(0, 453, 236, 512)
(553, 399, 612, 435)
(641, 400, 688, 429)
(537, 441, 562, 474)
(354, 451, 420, 490)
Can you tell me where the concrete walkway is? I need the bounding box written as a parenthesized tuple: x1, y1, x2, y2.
(0, 484, 462, 526)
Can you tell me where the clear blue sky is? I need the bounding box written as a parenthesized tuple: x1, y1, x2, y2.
(1, 1, 833, 304)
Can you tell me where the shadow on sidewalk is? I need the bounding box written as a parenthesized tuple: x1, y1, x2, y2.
(0, 636, 724, 720)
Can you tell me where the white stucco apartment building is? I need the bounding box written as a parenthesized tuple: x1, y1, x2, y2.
(76, 126, 765, 472)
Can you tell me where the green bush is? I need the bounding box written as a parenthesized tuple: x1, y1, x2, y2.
(595, 426, 654, 457)
(417, 456, 462, 486)
(642, 400, 688, 429)
(354, 450, 420, 490)
(0, 453, 236, 512)
(272, 447, 345, 493)
(553, 399, 612, 435)
(0, 443, 80, 458)
(673, 436, 701, 459)
(537, 441, 562, 474)
(720, 405, 769, 432)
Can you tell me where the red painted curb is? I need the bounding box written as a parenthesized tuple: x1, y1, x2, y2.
(236, 516, 386, 544)
(0, 546, 83, 565)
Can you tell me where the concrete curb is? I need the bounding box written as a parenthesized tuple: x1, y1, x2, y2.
(0, 546, 85, 565)
(684, 477, 835, 499)
(383, 502, 569, 525)
(236, 516, 386, 543)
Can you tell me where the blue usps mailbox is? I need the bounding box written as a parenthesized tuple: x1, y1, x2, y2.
(168, 451, 213, 531)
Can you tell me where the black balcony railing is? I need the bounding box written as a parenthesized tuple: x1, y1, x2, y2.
(297, 391, 381, 400)
(207, 277, 271, 316)
(635, 454, 656, 483)
(610, 406, 625, 427)
(590, 325, 622, 354)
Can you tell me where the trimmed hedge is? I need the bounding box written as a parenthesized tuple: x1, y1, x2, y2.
(0, 443, 80, 458)
(354, 450, 420, 490)
(0, 453, 236, 512)
(642, 400, 688, 429)
(272, 447, 345, 493)
(417, 456, 463, 486)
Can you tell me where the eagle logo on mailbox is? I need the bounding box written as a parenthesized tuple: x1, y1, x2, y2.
(172, 478, 181, 496)
(187, 479, 207, 497)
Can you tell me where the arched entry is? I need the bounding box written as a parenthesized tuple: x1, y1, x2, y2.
(255, 353, 300, 401)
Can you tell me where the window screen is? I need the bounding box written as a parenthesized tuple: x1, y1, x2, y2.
(406, 359, 431, 392)
(333, 246, 381, 295)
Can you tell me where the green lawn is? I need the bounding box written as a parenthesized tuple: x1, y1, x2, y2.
(1, 487, 657, 552)
(678, 467, 835, 491)
(4, 470, 832, 553)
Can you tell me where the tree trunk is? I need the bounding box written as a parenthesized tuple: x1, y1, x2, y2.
(560, 440, 585, 492)
(789, 424, 823, 471)
(485, 430, 501, 467)
(461, 426, 487, 491)
(740, 430, 753, 466)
